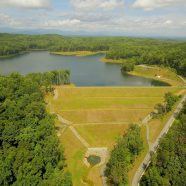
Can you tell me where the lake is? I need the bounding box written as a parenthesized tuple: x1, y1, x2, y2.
(0, 51, 168, 86)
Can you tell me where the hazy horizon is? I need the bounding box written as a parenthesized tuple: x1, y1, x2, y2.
(0, 0, 186, 38)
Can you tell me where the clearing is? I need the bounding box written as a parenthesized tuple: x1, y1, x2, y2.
(128, 65, 184, 86)
(50, 51, 106, 56)
(46, 86, 184, 186)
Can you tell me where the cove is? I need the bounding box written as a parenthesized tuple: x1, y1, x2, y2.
(0, 51, 169, 86)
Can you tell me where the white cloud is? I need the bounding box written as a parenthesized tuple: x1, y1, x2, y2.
(70, 0, 124, 10)
(0, 13, 21, 26)
(0, 6, 186, 37)
(44, 19, 81, 28)
(0, 0, 51, 9)
(132, 0, 186, 11)
(164, 19, 173, 25)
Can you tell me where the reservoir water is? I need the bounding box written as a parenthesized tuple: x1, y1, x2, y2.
(0, 51, 168, 86)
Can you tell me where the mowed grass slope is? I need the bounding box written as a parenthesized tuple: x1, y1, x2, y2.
(49, 87, 182, 124)
(74, 124, 129, 148)
(129, 65, 184, 86)
(47, 86, 184, 186)
(59, 128, 88, 186)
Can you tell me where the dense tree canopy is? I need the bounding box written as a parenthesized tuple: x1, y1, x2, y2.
(0, 72, 72, 186)
(105, 124, 143, 185)
(153, 92, 179, 117)
(141, 102, 186, 186)
(106, 42, 186, 76)
(121, 62, 135, 73)
(27, 70, 70, 92)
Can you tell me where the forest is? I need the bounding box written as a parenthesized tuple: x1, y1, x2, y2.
(0, 33, 185, 76)
(140, 101, 186, 186)
(105, 124, 143, 185)
(0, 71, 71, 186)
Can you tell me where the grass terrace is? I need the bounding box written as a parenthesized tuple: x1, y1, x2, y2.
(46, 86, 185, 186)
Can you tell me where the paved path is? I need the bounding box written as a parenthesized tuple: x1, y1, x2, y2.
(132, 94, 186, 186)
(178, 75, 186, 85)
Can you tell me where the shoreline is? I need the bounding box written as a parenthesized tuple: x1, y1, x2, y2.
(0, 51, 28, 59)
(0, 51, 183, 87)
(0, 49, 48, 59)
(128, 65, 184, 86)
(101, 58, 125, 64)
(50, 51, 107, 57)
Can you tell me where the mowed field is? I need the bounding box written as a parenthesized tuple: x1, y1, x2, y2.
(47, 86, 184, 186)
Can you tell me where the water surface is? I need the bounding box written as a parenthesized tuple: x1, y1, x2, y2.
(0, 52, 168, 86)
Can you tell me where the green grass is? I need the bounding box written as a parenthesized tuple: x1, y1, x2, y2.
(53, 97, 163, 110)
(101, 58, 127, 63)
(59, 128, 88, 186)
(129, 65, 184, 86)
(74, 124, 129, 148)
(101, 60, 183, 86)
(48, 87, 183, 124)
(55, 86, 183, 97)
(50, 51, 106, 56)
(60, 109, 151, 124)
(46, 86, 185, 186)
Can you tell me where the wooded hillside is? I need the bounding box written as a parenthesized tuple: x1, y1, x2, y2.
(140, 101, 186, 186)
(0, 72, 71, 186)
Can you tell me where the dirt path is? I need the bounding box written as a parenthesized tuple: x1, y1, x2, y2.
(138, 65, 158, 69)
(53, 89, 59, 100)
(57, 114, 72, 125)
(57, 114, 90, 148)
(69, 126, 90, 148)
(141, 114, 152, 125)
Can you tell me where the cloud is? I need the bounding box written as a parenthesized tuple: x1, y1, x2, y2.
(164, 19, 173, 25)
(44, 19, 81, 28)
(132, 0, 186, 11)
(0, 13, 21, 26)
(70, 0, 124, 10)
(0, 4, 186, 37)
(0, 0, 51, 9)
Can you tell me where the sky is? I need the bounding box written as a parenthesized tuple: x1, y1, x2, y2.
(0, 0, 186, 37)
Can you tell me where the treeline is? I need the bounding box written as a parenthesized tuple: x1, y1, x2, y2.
(0, 34, 62, 56)
(0, 33, 185, 76)
(153, 92, 179, 117)
(27, 70, 70, 91)
(106, 42, 186, 76)
(0, 33, 111, 56)
(121, 62, 135, 73)
(140, 101, 186, 186)
(105, 124, 143, 185)
(0, 72, 72, 185)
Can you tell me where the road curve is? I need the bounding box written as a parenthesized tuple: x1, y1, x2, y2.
(132, 94, 186, 186)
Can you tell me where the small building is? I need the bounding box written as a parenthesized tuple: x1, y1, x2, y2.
(155, 75, 161, 78)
